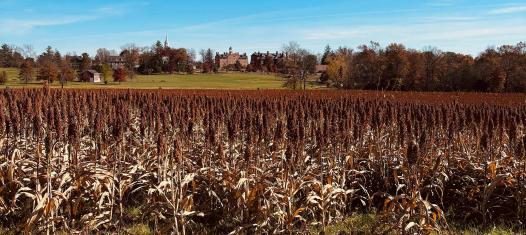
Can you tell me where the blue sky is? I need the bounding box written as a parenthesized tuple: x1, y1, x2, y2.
(0, 0, 525, 56)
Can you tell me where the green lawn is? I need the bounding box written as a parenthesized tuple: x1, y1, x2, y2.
(0, 68, 326, 89)
(312, 214, 523, 235)
(0, 67, 20, 82)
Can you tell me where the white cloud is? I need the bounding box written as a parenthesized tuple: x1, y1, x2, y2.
(296, 17, 526, 55)
(302, 26, 386, 40)
(428, 0, 458, 7)
(489, 5, 526, 14)
(0, 16, 97, 34)
(95, 2, 146, 16)
(0, 2, 141, 35)
(303, 23, 526, 41)
(419, 16, 478, 23)
(96, 6, 124, 15)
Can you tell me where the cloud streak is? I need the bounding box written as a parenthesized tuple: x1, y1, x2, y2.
(297, 16, 526, 56)
(302, 22, 526, 41)
(0, 2, 139, 35)
(427, 0, 458, 7)
(0, 16, 97, 34)
(489, 5, 526, 14)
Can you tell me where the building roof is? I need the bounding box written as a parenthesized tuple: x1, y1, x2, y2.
(86, 70, 101, 75)
(316, 65, 328, 72)
(216, 53, 248, 59)
(216, 47, 248, 59)
(251, 51, 286, 59)
(67, 55, 83, 62)
(107, 56, 124, 63)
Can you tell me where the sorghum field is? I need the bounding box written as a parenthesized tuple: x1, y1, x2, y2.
(1, 88, 525, 234)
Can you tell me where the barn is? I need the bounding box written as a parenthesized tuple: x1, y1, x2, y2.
(81, 70, 102, 83)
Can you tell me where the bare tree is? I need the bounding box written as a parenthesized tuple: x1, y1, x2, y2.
(60, 58, 76, 88)
(95, 48, 113, 64)
(187, 48, 196, 63)
(422, 46, 443, 91)
(282, 42, 316, 89)
(22, 44, 36, 59)
(283, 41, 301, 65)
(19, 58, 34, 84)
(199, 48, 215, 73)
(120, 44, 140, 79)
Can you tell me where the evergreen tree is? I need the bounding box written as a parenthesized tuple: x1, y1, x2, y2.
(80, 53, 91, 72)
(321, 45, 332, 65)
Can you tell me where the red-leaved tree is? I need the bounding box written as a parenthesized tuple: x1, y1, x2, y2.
(113, 67, 127, 83)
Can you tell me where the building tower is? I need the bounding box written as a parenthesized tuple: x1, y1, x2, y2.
(229, 46, 233, 54)
(164, 35, 169, 48)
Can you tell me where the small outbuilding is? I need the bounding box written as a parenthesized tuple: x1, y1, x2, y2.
(81, 70, 102, 83)
(316, 65, 328, 73)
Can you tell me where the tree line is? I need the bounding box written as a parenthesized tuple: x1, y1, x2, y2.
(321, 42, 526, 92)
(1, 41, 525, 92)
(0, 41, 196, 85)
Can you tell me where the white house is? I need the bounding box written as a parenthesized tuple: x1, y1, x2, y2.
(81, 70, 102, 83)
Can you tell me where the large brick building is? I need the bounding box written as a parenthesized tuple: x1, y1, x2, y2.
(66, 55, 83, 70)
(250, 51, 288, 73)
(107, 56, 126, 69)
(215, 47, 249, 70)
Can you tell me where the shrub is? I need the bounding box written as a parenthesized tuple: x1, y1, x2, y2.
(0, 71, 7, 84)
